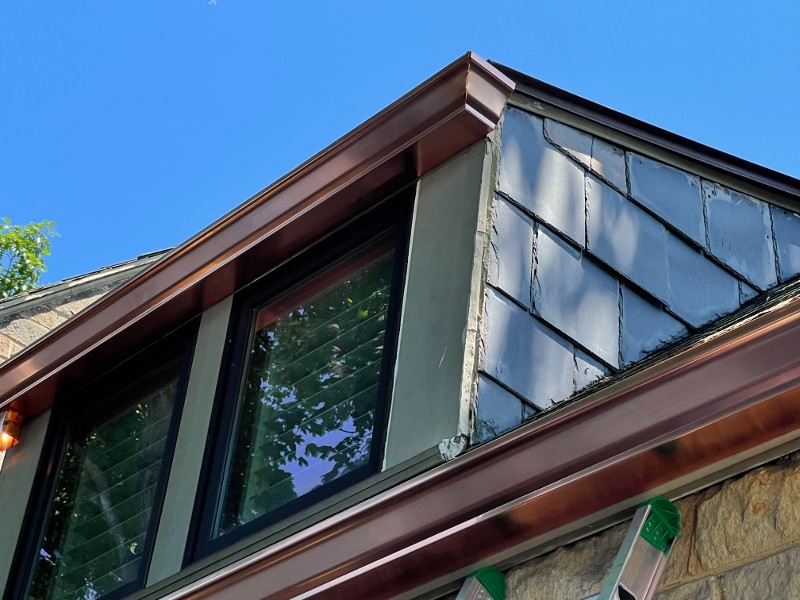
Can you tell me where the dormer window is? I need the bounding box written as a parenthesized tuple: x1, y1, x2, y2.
(17, 332, 194, 600)
(192, 201, 409, 557)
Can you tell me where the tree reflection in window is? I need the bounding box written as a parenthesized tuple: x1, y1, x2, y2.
(29, 379, 178, 600)
(217, 242, 396, 534)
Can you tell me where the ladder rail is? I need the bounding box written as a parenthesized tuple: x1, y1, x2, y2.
(454, 497, 681, 600)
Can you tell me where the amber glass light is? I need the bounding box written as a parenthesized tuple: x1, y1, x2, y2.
(0, 409, 23, 451)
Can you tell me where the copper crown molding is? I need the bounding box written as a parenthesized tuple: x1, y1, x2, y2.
(490, 61, 800, 207)
(0, 52, 514, 417)
(150, 288, 800, 600)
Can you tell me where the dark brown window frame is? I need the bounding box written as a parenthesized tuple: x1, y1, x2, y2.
(6, 324, 198, 600)
(188, 193, 413, 562)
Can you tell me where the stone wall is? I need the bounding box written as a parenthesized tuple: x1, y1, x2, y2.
(0, 252, 165, 366)
(0, 288, 109, 365)
(506, 452, 800, 599)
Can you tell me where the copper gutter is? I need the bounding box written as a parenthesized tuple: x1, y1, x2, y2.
(147, 293, 800, 600)
(0, 52, 514, 417)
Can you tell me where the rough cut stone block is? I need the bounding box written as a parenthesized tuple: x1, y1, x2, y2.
(473, 375, 527, 444)
(574, 350, 608, 393)
(719, 546, 800, 600)
(0, 334, 22, 360)
(52, 291, 104, 318)
(591, 137, 627, 193)
(482, 287, 575, 410)
(544, 118, 592, 168)
(534, 226, 619, 367)
(771, 205, 800, 282)
(506, 522, 626, 600)
(703, 181, 777, 290)
(628, 153, 705, 245)
(498, 108, 586, 246)
(655, 578, 721, 600)
(665, 235, 741, 328)
(621, 286, 686, 366)
(0, 317, 51, 347)
(587, 175, 670, 304)
(25, 307, 69, 331)
(690, 453, 800, 575)
(488, 196, 534, 307)
(661, 492, 704, 587)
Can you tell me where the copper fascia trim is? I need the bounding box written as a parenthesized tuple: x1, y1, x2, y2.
(0, 52, 514, 416)
(151, 296, 800, 600)
(491, 61, 800, 205)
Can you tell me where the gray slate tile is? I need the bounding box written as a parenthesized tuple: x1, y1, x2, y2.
(534, 226, 619, 367)
(665, 235, 740, 328)
(591, 137, 627, 193)
(740, 281, 759, 304)
(702, 181, 777, 290)
(498, 108, 586, 246)
(621, 286, 687, 365)
(771, 205, 800, 282)
(586, 175, 670, 304)
(488, 196, 534, 307)
(544, 118, 592, 168)
(473, 375, 527, 444)
(628, 153, 705, 245)
(574, 350, 608, 393)
(482, 287, 575, 410)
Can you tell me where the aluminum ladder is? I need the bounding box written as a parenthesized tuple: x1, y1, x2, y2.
(455, 497, 681, 600)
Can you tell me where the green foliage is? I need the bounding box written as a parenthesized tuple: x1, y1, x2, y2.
(0, 217, 58, 298)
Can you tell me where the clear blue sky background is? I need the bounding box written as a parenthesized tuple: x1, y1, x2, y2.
(1, 1, 798, 284)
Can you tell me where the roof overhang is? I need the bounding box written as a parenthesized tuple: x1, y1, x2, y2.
(157, 286, 800, 600)
(6, 52, 800, 600)
(0, 52, 514, 416)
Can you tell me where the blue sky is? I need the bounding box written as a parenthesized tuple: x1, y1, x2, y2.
(1, 1, 798, 284)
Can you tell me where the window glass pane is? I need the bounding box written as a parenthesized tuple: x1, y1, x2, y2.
(217, 243, 396, 535)
(29, 378, 178, 600)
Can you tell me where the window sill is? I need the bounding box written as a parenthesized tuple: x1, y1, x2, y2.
(134, 446, 443, 600)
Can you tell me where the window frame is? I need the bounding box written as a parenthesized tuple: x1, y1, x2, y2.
(6, 324, 197, 600)
(188, 192, 413, 562)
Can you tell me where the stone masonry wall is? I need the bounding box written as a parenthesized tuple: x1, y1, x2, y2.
(0, 288, 110, 365)
(506, 451, 800, 599)
(0, 253, 165, 366)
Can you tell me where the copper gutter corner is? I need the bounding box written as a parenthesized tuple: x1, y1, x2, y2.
(463, 52, 516, 127)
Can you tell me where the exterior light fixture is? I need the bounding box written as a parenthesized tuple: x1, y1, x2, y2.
(0, 409, 24, 452)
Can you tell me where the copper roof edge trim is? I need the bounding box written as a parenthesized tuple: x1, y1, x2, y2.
(155, 295, 800, 600)
(0, 51, 513, 414)
(491, 61, 800, 202)
(137, 51, 512, 262)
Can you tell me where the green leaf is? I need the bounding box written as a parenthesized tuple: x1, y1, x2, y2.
(0, 217, 58, 298)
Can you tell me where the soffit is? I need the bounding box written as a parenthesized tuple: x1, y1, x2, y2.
(0, 52, 514, 417)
